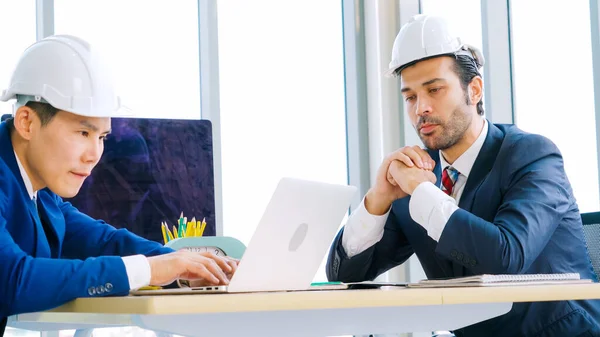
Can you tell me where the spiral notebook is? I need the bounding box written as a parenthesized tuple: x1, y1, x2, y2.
(408, 273, 592, 288)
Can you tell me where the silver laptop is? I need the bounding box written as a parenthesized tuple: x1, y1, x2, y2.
(132, 177, 357, 295)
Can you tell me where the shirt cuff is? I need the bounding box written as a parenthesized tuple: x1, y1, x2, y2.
(341, 196, 390, 258)
(409, 181, 458, 241)
(122, 255, 151, 290)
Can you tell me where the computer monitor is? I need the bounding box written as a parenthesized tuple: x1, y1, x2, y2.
(65, 117, 215, 244)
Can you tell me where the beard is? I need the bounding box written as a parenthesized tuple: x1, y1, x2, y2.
(416, 102, 473, 150)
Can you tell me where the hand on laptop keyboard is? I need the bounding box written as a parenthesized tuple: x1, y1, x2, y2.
(147, 250, 236, 286)
(188, 256, 239, 287)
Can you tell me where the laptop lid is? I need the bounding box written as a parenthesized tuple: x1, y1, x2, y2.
(226, 177, 357, 293)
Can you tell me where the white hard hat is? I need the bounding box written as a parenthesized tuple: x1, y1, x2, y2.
(0, 34, 124, 117)
(385, 14, 484, 77)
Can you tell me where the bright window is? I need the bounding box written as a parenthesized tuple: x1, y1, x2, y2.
(0, 1, 36, 117)
(54, 0, 201, 120)
(217, 0, 348, 282)
(511, 1, 599, 212)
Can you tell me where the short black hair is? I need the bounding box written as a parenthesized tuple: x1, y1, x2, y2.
(394, 54, 485, 116)
(25, 101, 59, 126)
(451, 54, 484, 116)
(6, 101, 59, 132)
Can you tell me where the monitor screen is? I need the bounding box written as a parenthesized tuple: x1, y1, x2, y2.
(65, 117, 215, 244)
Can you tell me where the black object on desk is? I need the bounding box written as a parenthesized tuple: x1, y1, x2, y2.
(65, 118, 216, 244)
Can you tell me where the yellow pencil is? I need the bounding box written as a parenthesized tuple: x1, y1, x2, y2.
(190, 217, 197, 237)
(185, 221, 194, 237)
(198, 217, 207, 237)
(161, 223, 168, 244)
(165, 223, 174, 241)
(173, 225, 179, 239)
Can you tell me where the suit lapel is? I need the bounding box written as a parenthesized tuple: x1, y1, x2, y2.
(435, 121, 505, 277)
(37, 192, 64, 256)
(27, 197, 51, 258)
(458, 122, 504, 212)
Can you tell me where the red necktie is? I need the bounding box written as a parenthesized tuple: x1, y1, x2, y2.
(441, 166, 459, 196)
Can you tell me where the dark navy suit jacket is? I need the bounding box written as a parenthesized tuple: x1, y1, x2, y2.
(327, 122, 600, 337)
(0, 120, 174, 333)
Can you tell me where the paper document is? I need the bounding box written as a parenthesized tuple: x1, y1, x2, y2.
(408, 273, 592, 288)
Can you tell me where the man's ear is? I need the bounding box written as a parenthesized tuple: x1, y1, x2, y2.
(469, 76, 483, 106)
(13, 106, 38, 141)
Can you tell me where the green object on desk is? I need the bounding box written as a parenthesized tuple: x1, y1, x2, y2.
(311, 281, 342, 286)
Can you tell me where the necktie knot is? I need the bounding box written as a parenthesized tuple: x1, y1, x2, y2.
(442, 166, 460, 196)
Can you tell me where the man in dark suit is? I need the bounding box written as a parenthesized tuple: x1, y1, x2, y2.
(0, 35, 236, 336)
(326, 14, 600, 336)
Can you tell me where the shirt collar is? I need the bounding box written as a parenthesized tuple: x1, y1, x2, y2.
(439, 118, 488, 178)
(14, 150, 37, 200)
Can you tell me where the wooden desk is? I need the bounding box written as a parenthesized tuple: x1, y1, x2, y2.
(9, 283, 600, 337)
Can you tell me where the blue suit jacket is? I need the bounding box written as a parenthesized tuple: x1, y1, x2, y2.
(0, 121, 174, 321)
(326, 122, 600, 337)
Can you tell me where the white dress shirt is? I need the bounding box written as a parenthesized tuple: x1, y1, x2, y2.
(14, 151, 151, 290)
(342, 119, 488, 258)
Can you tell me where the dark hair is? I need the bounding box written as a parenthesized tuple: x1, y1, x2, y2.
(25, 101, 59, 126)
(452, 54, 484, 116)
(394, 54, 485, 116)
(6, 101, 59, 132)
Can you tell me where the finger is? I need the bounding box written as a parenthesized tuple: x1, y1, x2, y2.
(388, 160, 405, 178)
(387, 172, 398, 186)
(392, 152, 416, 168)
(201, 258, 230, 285)
(222, 258, 239, 280)
(186, 263, 221, 285)
(397, 147, 426, 168)
(227, 259, 238, 274)
(387, 163, 399, 186)
(222, 258, 238, 276)
(186, 252, 230, 284)
(199, 252, 233, 273)
(411, 146, 436, 169)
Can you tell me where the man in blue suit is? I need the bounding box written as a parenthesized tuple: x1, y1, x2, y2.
(0, 35, 236, 335)
(326, 15, 600, 336)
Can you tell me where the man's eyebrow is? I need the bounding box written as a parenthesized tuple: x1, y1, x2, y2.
(80, 120, 111, 134)
(79, 120, 98, 132)
(422, 78, 447, 86)
(401, 78, 447, 93)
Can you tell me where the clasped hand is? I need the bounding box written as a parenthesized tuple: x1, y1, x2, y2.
(378, 145, 438, 199)
(387, 147, 437, 195)
(367, 145, 438, 215)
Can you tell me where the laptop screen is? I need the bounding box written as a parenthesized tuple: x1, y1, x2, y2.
(65, 117, 215, 244)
